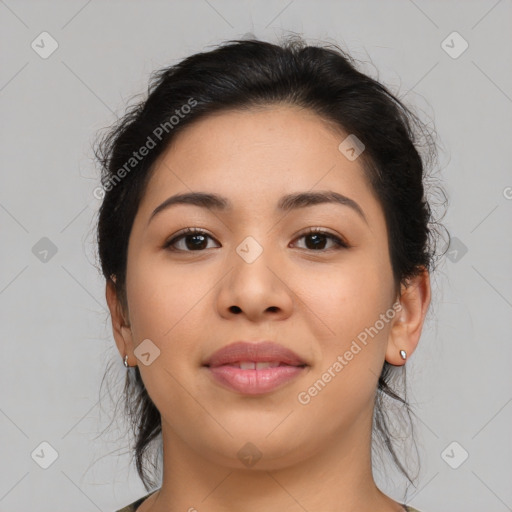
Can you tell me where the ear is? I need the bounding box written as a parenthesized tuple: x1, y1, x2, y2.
(105, 277, 135, 365)
(385, 267, 431, 366)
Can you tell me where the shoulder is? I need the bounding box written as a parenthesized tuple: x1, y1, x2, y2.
(115, 490, 159, 512)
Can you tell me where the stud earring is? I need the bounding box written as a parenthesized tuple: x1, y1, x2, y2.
(124, 354, 129, 368)
(399, 349, 407, 361)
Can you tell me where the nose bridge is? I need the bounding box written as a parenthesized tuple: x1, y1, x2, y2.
(231, 231, 278, 290)
(235, 232, 268, 266)
(229, 205, 278, 269)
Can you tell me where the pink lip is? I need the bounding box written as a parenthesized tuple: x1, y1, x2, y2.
(203, 341, 308, 395)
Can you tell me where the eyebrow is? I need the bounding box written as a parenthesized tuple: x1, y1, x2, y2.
(147, 190, 368, 225)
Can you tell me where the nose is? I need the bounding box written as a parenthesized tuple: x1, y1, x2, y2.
(215, 241, 294, 323)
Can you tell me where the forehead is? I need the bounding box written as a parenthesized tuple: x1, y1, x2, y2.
(137, 105, 382, 224)
(160, 104, 348, 173)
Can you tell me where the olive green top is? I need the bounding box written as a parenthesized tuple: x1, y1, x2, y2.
(115, 490, 423, 511)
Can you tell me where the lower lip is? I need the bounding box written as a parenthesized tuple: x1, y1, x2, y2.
(205, 365, 306, 395)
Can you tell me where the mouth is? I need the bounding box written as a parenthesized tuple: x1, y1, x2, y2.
(202, 341, 308, 395)
(217, 361, 306, 369)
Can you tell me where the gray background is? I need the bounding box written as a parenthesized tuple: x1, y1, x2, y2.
(1, 1, 511, 511)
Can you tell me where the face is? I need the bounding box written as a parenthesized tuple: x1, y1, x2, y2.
(112, 104, 405, 469)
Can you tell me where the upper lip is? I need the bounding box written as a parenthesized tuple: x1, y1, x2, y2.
(203, 341, 307, 368)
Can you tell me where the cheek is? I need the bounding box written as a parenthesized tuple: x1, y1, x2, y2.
(125, 251, 220, 372)
(124, 253, 188, 347)
(127, 244, 194, 314)
(124, 255, 207, 408)
(310, 254, 393, 346)
(296, 262, 393, 428)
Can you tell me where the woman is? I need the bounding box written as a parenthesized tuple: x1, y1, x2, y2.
(95, 36, 443, 512)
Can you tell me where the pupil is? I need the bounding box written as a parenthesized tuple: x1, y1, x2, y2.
(307, 234, 326, 250)
(187, 234, 207, 250)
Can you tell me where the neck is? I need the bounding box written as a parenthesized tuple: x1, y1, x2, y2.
(144, 407, 404, 512)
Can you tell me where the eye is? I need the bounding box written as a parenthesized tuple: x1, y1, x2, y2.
(291, 228, 348, 251)
(163, 228, 219, 252)
(163, 227, 349, 253)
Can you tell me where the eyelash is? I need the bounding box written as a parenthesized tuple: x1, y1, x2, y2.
(162, 227, 349, 252)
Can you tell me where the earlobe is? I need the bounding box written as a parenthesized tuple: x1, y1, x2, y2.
(385, 268, 431, 366)
(105, 278, 134, 360)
